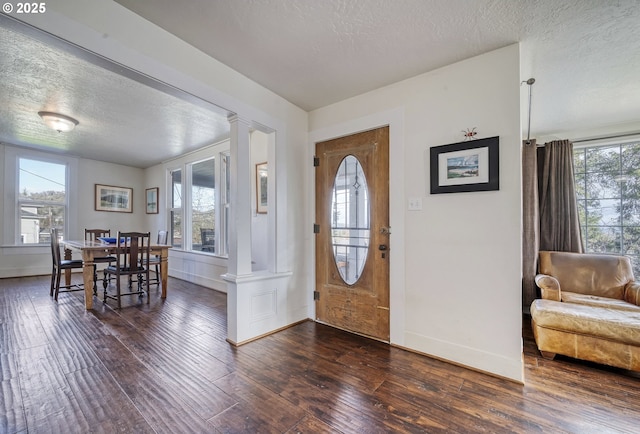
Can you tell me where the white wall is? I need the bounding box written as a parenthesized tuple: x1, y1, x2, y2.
(77, 159, 146, 234)
(309, 44, 523, 382)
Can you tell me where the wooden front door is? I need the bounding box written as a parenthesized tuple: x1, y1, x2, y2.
(314, 126, 390, 341)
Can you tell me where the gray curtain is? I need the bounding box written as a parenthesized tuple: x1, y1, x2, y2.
(522, 139, 584, 311)
(522, 140, 540, 311)
(539, 140, 584, 253)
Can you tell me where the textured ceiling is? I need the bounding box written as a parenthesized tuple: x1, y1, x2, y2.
(0, 14, 231, 168)
(115, 0, 640, 138)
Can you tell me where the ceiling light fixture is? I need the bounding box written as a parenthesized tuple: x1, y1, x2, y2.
(38, 111, 79, 132)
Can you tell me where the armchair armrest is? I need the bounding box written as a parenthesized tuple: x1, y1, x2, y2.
(624, 281, 640, 306)
(535, 274, 561, 301)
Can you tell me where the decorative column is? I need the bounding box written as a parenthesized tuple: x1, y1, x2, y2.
(227, 114, 253, 277)
(224, 114, 253, 344)
(222, 117, 298, 345)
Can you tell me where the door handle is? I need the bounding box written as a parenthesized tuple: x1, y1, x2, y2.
(378, 244, 388, 251)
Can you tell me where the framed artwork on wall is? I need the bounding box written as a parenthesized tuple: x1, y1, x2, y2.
(146, 187, 159, 214)
(95, 184, 133, 212)
(430, 136, 499, 194)
(256, 162, 268, 213)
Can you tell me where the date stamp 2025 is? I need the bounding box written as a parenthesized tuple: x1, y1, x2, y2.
(2, 2, 47, 14)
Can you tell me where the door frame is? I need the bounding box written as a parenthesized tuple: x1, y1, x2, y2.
(308, 108, 406, 345)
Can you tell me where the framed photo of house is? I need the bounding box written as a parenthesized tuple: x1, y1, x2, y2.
(145, 187, 159, 214)
(95, 184, 133, 212)
(430, 136, 499, 194)
(256, 162, 268, 213)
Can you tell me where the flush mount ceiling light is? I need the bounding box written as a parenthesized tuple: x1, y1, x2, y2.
(38, 111, 79, 132)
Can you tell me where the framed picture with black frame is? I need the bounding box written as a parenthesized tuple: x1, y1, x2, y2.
(95, 184, 133, 212)
(430, 136, 499, 194)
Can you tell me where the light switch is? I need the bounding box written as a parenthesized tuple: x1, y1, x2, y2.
(408, 197, 422, 210)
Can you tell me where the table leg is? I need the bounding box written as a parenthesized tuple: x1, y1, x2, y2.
(64, 247, 72, 286)
(160, 248, 168, 298)
(82, 250, 95, 309)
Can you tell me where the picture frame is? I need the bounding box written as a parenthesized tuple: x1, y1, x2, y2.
(429, 136, 499, 194)
(145, 187, 159, 214)
(95, 184, 133, 212)
(256, 162, 268, 214)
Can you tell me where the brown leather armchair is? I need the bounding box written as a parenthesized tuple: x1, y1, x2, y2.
(535, 250, 640, 308)
(531, 251, 640, 371)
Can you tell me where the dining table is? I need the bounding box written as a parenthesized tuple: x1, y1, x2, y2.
(61, 239, 171, 309)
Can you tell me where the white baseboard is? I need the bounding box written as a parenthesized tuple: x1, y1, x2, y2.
(404, 331, 524, 383)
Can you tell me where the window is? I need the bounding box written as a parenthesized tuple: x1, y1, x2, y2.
(170, 169, 182, 248)
(221, 152, 230, 255)
(574, 141, 640, 275)
(190, 158, 215, 253)
(18, 158, 67, 244)
(166, 143, 229, 256)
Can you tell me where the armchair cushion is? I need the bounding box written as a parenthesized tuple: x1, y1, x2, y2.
(538, 250, 634, 300)
(531, 299, 640, 346)
(561, 291, 640, 312)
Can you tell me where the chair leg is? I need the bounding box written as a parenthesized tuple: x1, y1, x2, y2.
(540, 351, 556, 360)
(146, 270, 150, 304)
(116, 274, 122, 309)
(92, 264, 98, 296)
(103, 270, 109, 303)
(54, 269, 62, 301)
(50, 266, 56, 297)
(137, 272, 143, 297)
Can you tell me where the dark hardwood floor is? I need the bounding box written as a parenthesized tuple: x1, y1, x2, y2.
(1, 275, 640, 433)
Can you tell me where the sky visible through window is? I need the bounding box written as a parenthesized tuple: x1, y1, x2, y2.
(19, 158, 65, 196)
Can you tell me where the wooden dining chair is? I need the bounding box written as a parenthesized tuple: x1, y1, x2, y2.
(102, 231, 151, 309)
(85, 228, 117, 295)
(129, 230, 168, 287)
(50, 228, 84, 301)
(147, 230, 168, 286)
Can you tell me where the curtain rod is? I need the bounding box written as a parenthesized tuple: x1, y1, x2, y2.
(522, 78, 535, 142)
(573, 132, 640, 144)
(534, 132, 640, 148)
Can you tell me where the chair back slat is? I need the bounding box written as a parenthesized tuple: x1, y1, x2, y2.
(50, 228, 61, 266)
(85, 228, 110, 241)
(116, 231, 150, 271)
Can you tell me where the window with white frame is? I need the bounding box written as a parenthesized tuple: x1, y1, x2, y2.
(574, 140, 640, 275)
(190, 158, 216, 253)
(167, 145, 230, 257)
(221, 152, 231, 255)
(18, 157, 67, 244)
(170, 168, 182, 249)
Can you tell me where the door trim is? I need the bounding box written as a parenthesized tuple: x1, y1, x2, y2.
(308, 107, 406, 345)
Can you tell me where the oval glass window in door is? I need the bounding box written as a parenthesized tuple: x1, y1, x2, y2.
(330, 155, 370, 285)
